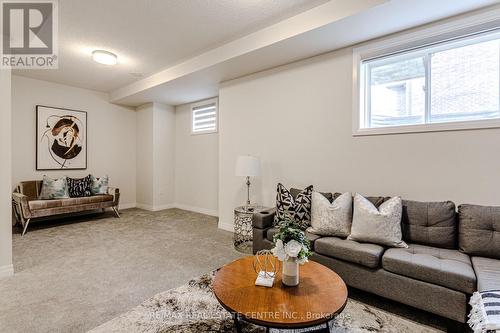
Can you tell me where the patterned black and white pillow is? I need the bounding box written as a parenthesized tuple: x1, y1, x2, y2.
(67, 175, 92, 198)
(274, 183, 313, 230)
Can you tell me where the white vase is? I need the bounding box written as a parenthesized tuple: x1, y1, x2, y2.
(282, 257, 299, 286)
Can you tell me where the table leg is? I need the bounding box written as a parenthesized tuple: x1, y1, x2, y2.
(315, 320, 330, 332)
(316, 324, 330, 332)
(232, 313, 243, 333)
(230, 317, 330, 333)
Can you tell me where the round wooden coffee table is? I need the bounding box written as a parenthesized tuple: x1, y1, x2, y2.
(213, 256, 348, 332)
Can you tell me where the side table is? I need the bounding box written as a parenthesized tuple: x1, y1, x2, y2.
(233, 205, 269, 253)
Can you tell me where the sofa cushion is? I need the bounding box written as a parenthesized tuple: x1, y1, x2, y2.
(471, 256, 500, 292)
(62, 195, 114, 206)
(28, 195, 114, 210)
(307, 192, 352, 237)
(274, 183, 313, 229)
(382, 244, 476, 294)
(18, 180, 43, 201)
(29, 199, 63, 210)
(67, 175, 93, 198)
(402, 200, 457, 249)
(39, 176, 69, 199)
(348, 194, 407, 248)
(315, 237, 385, 269)
(291, 188, 333, 203)
(266, 227, 321, 249)
(30, 200, 116, 218)
(459, 204, 500, 260)
(252, 208, 276, 229)
(91, 175, 109, 195)
(333, 193, 389, 208)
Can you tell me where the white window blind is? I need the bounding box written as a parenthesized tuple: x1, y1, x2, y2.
(191, 100, 217, 134)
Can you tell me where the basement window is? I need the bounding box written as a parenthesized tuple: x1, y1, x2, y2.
(353, 25, 500, 136)
(191, 98, 218, 134)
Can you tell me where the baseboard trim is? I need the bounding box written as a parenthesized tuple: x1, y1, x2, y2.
(173, 203, 218, 217)
(153, 204, 175, 211)
(135, 203, 154, 211)
(136, 203, 175, 212)
(218, 220, 234, 232)
(119, 203, 136, 210)
(0, 264, 14, 279)
(133, 202, 218, 217)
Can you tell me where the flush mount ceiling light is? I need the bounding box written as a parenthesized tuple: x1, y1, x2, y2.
(92, 50, 118, 65)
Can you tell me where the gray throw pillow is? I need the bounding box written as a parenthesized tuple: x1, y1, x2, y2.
(348, 194, 407, 248)
(307, 192, 352, 237)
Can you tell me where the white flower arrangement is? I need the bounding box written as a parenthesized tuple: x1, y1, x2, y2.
(271, 219, 312, 265)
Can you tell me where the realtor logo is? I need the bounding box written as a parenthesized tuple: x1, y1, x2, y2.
(1, 0, 58, 68)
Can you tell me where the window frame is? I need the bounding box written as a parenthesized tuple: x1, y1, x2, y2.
(352, 8, 500, 136)
(190, 97, 218, 135)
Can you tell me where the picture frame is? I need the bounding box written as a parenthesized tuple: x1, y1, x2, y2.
(36, 105, 87, 170)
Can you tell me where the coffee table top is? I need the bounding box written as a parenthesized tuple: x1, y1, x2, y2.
(213, 256, 348, 329)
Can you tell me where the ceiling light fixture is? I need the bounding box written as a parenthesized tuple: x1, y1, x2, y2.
(92, 50, 118, 65)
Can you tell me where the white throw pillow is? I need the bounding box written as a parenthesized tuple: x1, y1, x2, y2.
(348, 194, 407, 248)
(307, 192, 352, 237)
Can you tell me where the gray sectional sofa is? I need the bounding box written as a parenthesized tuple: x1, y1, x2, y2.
(252, 193, 500, 324)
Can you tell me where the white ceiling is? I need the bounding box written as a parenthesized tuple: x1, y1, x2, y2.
(13, 0, 500, 107)
(109, 0, 500, 106)
(13, 0, 328, 92)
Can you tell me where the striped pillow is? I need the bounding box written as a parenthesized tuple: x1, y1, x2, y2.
(469, 290, 500, 333)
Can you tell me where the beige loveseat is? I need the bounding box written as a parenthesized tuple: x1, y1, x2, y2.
(12, 180, 120, 236)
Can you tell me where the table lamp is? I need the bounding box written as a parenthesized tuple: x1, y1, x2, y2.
(235, 155, 260, 207)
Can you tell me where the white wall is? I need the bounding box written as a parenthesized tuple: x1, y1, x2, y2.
(218, 47, 500, 231)
(0, 69, 13, 278)
(174, 103, 218, 216)
(136, 104, 154, 207)
(11, 76, 137, 207)
(153, 103, 176, 208)
(136, 102, 176, 210)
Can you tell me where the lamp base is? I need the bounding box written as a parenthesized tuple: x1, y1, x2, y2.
(246, 176, 251, 207)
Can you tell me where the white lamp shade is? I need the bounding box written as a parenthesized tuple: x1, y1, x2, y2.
(235, 155, 260, 177)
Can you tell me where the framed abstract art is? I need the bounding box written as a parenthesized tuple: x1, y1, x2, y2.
(36, 105, 87, 170)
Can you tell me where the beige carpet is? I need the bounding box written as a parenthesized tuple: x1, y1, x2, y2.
(89, 271, 444, 333)
(0, 208, 243, 333)
(0, 208, 455, 333)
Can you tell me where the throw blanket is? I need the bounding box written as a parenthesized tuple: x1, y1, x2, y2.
(469, 291, 500, 333)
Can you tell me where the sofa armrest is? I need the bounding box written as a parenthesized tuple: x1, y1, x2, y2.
(107, 187, 120, 207)
(252, 208, 276, 229)
(12, 192, 31, 220)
